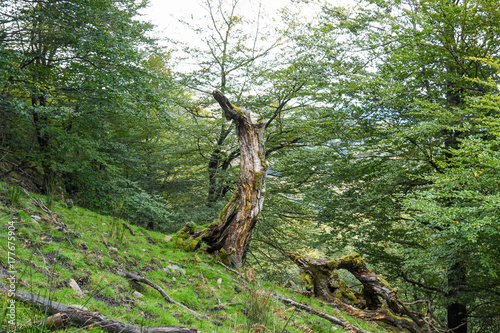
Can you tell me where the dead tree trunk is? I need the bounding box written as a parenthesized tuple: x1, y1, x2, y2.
(179, 90, 268, 268)
(287, 252, 426, 333)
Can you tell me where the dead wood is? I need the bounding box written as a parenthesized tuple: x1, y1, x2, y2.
(114, 269, 221, 326)
(22, 188, 67, 230)
(122, 222, 135, 235)
(286, 252, 426, 333)
(179, 90, 268, 268)
(0, 282, 196, 332)
(271, 294, 366, 332)
(0, 268, 31, 289)
(168, 259, 187, 268)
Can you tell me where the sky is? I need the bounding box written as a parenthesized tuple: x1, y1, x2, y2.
(139, 0, 295, 46)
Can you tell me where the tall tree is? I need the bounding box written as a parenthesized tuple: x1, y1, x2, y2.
(0, 0, 177, 230)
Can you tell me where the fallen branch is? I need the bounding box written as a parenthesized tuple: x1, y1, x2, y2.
(168, 259, 187, 268)
(122, 222, 135, 236)
(0, 268, 31, 289)
(0, 282, 196, 333)
(22, 188, 54, 216)
(215, 261, 240, 275)
(208, 261, 365, 332)
(272, 294, 366, 333)
(114, 269, 221, 326)
(22, 188, 68, 230)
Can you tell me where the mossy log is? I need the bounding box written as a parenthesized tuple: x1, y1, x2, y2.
(286, 252, 425, 333)
(182, 90, 268, 269)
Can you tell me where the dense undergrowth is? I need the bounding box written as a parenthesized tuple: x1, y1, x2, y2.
(0, 182, 390, 332)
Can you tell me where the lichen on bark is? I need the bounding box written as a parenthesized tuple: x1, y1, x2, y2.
(286, 251, 425, 333)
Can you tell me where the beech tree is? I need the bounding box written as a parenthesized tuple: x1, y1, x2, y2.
(0, 0, 177, 229)
(280, 0, 500, 331)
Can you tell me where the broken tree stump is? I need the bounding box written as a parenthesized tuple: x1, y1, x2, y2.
(178, 90, 268, 268)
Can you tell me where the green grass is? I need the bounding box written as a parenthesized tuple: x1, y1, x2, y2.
(0, 182, 390, 332)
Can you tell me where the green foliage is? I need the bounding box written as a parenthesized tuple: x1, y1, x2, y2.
(0, 0, 178, 230)
(6, 184, 21, 207)
(277, 0, 500, 331)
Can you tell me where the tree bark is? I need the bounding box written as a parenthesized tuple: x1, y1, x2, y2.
(0, 282, 196, 333)
(286, 252, 425, 333)
(182, 90, 268, 268)
(447, 262, 467, 333)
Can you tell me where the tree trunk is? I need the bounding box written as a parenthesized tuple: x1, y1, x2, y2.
(447, 262, 467, 333)
(287, 252, 425, 333)
(32, 93, 54, 194)
(182, 90, 268, 268)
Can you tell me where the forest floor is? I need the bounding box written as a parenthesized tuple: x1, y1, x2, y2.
(0, 182, 393, 333)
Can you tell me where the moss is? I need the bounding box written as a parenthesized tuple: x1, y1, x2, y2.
(344, 288, 359, 305)
(300, 271, 314, 290)
(176, 222, 197, 241)
(219, 248, 235, 266)
(183, 237, 201, 251)
(231, 103, 244, 116)
(176, 237, 184, 249)
(182, 222, 196, 233)
(287, 252, 301, 264)
(327, 259, 339, 269)
(378, 276, 395, 292)
(254, 171, 264, 190)
(383, 305, 413, 322)
(220, 193, 238, 223)
(176, 222, 196, 239)
(340, 252, 363, 269)
(257, 150, 269, 168)
(176, 232, 188, 239)
(331, 276, 358, 305)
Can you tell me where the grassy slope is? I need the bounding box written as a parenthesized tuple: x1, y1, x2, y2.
(0, 183, 390, 333)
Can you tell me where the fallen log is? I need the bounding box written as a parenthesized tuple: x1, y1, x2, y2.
(0, 282, 196, 333)
(286, 252, 425, 333)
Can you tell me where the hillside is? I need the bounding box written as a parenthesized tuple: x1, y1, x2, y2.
(0, 182, 390, 333)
